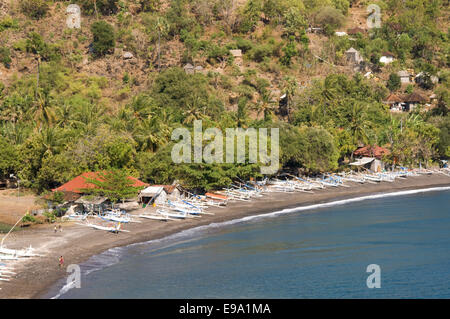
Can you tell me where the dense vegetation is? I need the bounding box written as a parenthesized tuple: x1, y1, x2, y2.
(0, 0, 448, 192)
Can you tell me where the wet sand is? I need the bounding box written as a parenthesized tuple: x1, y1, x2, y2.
(0, 174, 449, 299)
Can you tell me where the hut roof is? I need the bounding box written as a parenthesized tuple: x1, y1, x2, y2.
(382, 51, 395, 57)
(354, 145, 390, 159)
(397, 70, 410, 77)
(385, 93, 403, 103)
(347, 27, 366, 35)
(140, 186, 166, 197)
(345, 47, 359, 54)
(229, 49, 242, 57)
(404, 92, 428, 103)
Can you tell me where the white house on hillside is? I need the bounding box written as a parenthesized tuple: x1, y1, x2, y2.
(380, 52, 395, 64)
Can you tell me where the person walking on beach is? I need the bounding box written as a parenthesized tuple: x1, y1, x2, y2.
(54, 226, 57, 233)
(59, 256, 64, 268)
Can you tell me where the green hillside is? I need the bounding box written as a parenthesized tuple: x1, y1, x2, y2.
(0, 0, 448, 191)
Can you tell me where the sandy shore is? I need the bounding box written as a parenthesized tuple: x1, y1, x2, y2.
(0, 174, 449, 299)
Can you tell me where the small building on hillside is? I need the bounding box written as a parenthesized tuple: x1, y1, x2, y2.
(345, 47, 364, 65)
(229, 49, 243, 67)
(415, 72, 439, 86)
(335, 31, 348, 37)
(384, 93, 404, 112)
(380, 52, 395, 64)
(183, 63, 195, 75)
(397, 70, 411, 84)
(403, 92, 428, 111)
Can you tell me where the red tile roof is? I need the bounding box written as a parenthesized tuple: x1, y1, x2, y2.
(354, 145, 391, 159)
(52, 172, 148, 193)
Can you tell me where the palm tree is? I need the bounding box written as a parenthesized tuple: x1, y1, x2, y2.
(348, 102, 370, 159)
(254, 91, 276, 121)
(183, 93, 209, 125)
(33, 90, 55, 130)
(38, 127, 62, 156)
(154, 17, 169, 71)
(283, 76, 297, 122)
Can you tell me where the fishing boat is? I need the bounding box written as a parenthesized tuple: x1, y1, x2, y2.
(0, 246, 40, 258)
(76, 222, 130, 233)
(63, 213, 88, 221)
(0, 255, 18, 261)
(157, 209, 189, 219)
(138, 213, 177, 221)
(98, 214, 132, 223)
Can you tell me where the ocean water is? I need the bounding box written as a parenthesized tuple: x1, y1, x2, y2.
(48, 187, 450, 299)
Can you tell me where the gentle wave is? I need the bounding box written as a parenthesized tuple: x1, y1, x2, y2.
(51, 186, 450, 298)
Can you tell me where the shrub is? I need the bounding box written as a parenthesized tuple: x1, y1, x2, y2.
(90, 21, 115, 57)
(234, 38, 254, 53)
(0, 16, 19, 32)
(20, 0, 49, 20)
(43, 211, 57, 223)
(139, 0, 161, 12)
(22, 213, 37, 223)
(387, 73, 401, 91)
(315, 6, 345, 36)
(0, 46, 12, 67)
(25, 32, 61, 61)
(76, 0, 119, 16)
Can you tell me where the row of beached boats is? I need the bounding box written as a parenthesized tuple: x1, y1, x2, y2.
(63, 167, 450, 232)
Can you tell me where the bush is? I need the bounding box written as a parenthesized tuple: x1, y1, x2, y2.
(25, 32, 61, 61)
(387, 73, 401, 91)
(76, 0, 119, 16)
(43, 211, 57, 223)
(90, 21, 115, 57)
(0, 16, 19, 32)
(139, 0, 161, 12)
(22, 213, 37, 223)
(0, 46, 12, 67)
(315, 6, 345, 36)
(20, 0, 49, 20)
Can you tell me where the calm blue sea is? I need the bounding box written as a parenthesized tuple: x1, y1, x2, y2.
(48, 187, 450, 299)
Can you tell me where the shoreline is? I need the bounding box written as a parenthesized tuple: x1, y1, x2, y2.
(0, 174, 449, 299)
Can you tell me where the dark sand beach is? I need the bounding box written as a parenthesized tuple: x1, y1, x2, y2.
(0, 174, 449, 299)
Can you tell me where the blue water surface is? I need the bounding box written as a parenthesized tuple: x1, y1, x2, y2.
(52, 189, 450, 298)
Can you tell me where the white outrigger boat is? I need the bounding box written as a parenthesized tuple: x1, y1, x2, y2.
(138, 211, 178, 221)
(0, 246, 40, 258)
(0, 255, 18, 261)
(156, 208, 191, 219)
(76, 222, 130, 233)
(63, 213, 88, 221)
